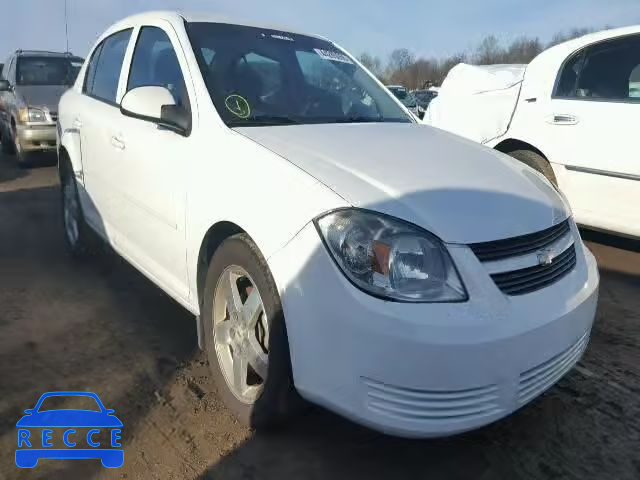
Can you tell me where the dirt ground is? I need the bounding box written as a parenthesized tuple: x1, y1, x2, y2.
(0, 153, 638, 480)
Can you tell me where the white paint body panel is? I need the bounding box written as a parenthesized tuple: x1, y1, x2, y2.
(269, 221, 598, 437)
(58, 11, 599, 438)
(429, 25, 640, 238)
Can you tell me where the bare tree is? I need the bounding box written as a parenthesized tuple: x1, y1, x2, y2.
(387, 49, 415, 74)
(358, 52, 385, 79)
(359, 25, 611, 89)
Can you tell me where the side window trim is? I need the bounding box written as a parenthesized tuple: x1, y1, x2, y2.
(83, 28, 133, 107)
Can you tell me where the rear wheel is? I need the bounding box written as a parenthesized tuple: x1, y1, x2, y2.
(202, 233, 302, 429)
(508, 149, 557, 186)
(60, 166, 94, 258)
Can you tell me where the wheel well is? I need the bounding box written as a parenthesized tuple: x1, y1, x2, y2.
(494, 139, 548, 160)
(196, 221, 245, 308)
(58, 146, 71, 181)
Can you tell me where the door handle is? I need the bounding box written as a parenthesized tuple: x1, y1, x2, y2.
(547, 114, 579, 125)
(110, 135, 125, 150)
(73, 118, 82, 128)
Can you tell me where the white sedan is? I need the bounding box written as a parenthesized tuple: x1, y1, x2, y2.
(427, 26, 640, 239)
(57, 11, 599, 438)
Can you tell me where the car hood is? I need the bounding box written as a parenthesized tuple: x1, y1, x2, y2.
(16, 410, 123, 427)
(15, 85, 69, 112)
(235, 123, 568, 244)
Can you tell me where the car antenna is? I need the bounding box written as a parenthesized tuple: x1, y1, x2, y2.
(64, 0, 70, 53)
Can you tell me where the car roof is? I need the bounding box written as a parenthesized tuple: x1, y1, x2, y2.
(104, 10, 327, 42)
(15, 50, 78, 58)
(532, 25, 640, 68)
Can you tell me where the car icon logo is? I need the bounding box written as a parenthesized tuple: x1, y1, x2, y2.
(15, 391, 123, 468)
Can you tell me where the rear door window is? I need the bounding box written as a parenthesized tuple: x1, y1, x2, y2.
(87, 29, 132, 104)
(574, 34, 640, 101)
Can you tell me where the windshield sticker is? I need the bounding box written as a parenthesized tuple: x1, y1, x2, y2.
(271, 34, 294, 42)
(224, 94, 251, 119)
(313, 48, 353, 64)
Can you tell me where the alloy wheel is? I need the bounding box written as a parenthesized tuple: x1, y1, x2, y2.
(213, 265, 270, 404)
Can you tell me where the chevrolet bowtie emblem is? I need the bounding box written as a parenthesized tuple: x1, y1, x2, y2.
(537, 250, 555, 266)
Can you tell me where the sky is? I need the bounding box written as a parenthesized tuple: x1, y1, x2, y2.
(1, 0, 639, 62)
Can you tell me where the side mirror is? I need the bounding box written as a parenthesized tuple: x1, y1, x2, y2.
(0, 79, 11, 92)
(120, 86, 190, 136)
(23, 409, 34, 414)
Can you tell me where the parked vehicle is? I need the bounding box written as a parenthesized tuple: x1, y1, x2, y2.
(413, 88, 438, 109)
(427, 26, 640, 239)
(386, 85, 425, 118)
(58, 11, 598, 438)
(0, 50, 83, 165)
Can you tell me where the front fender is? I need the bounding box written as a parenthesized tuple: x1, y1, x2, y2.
(58, 126, 83, 184)
(185, 130, 347, 312)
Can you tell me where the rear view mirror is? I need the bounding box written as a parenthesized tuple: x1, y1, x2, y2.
(0, 79, 11, 92)
(120, 86, 190, 136)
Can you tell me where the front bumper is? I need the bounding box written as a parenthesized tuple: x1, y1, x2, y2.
(16, 123, 57, 152)
(268, 221, 599, 438)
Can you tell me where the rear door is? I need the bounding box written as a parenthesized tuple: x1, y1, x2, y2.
(77, 29, 133, 238)
(546, 34, 640, 234)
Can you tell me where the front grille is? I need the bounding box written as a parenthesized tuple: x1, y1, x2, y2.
(490, 245, 576, 295)
(518, 330, 589, 404)
(469, 220, 570, 262)
(362, 378, 503, 423)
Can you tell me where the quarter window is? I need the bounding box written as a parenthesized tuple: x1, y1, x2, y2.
(83, 43, 103, 95)
(0, 57, 11, 80)
(555, 52, 584, 97)
(127, 26, 190, 110)
(87, 29, 132, 104)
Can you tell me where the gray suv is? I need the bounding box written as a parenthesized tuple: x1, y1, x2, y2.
(0, 50, 83, 165)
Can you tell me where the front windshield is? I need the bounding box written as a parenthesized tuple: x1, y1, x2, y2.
(16, 56, 82, 86)
(186, 23, 412, 126)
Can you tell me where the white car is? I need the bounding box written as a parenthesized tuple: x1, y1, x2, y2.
(427, 26, 640, 239)
(57, 11, 599, 438)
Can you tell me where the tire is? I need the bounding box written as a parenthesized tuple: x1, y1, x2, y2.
(202, 233, 302, 429)
(11, 125, 31, 167)
(60, 165, 95, 258)
(508, 149, 557, 186)
(0, 127, 14, 154)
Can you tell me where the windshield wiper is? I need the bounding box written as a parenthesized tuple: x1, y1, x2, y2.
(330, 115, 385, 123)
(229, 115, 300, 127)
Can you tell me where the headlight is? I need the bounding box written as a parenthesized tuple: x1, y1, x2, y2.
(18, 108, 47, 123)
(315, 209, 467, 302)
